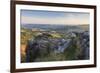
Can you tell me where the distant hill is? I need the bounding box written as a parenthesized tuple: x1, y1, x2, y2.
(78, 25, 89, 31)
(21, 24, 89, 32)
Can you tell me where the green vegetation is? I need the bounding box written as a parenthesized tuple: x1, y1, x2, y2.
(21, 26, 89, 62)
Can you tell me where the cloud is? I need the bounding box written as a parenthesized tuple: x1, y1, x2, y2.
(21, 14, 89, 25)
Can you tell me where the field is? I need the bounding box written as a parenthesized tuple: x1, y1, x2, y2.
(21, 24, 89, 62)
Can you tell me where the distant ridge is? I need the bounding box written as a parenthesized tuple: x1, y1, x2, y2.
(21, 24, 89, 31)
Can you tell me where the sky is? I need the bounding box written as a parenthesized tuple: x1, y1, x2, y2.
(21, 10, 90, 25)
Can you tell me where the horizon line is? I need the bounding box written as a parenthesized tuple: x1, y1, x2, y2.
(21, 23, 89, 25)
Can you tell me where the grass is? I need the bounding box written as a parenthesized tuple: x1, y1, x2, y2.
(21, 28, 82, 62)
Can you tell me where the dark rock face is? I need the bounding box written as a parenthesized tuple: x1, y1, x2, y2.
(25, 33, 72, 62)
(25, 31, 90, 62)
(26, 42, 40, 62)
(77, 31, 90, 59)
